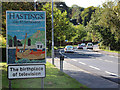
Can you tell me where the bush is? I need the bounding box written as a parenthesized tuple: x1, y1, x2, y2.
(99, 46, 106, 49)
(0, 35, 6, 47)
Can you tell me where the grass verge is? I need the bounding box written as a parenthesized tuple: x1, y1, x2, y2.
(0, 62, 89, 89)
(101, 49, 120, 54)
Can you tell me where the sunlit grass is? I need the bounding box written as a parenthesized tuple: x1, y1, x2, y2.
(101, 49, 120, 54)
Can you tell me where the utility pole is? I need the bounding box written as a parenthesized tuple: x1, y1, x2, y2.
(52, 0, 54, 65)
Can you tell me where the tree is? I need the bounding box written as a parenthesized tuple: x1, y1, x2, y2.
(81, 6, 96, 26)
(42, 2, 71, 47)
(87, 1, 120, 50)
(98, 1, 120, 50)
(72, 24, 87, 43)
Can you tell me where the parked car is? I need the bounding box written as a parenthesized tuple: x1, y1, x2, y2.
(77, 43, 86, 49)
(87, 43, 93, 49)
(64, 45, 74, 53)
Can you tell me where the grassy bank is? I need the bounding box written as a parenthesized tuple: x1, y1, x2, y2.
(0, 62, 88, 89)
(101, 49, 120, 54)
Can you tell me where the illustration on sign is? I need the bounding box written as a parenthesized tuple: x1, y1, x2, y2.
(6, 11, 46, 64)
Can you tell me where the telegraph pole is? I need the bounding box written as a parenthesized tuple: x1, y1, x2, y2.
(52, 0, 54, 65)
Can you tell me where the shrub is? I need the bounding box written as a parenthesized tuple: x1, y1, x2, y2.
(0, 35, 6, 47)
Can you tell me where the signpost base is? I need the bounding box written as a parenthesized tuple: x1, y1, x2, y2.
(9, 80, 11, 90)
(41, 78, 44, 89)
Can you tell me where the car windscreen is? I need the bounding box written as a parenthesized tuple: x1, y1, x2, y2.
(66, 46, 73, 48)
(81, 43, 85, 45)
(88, 44, 92, 46)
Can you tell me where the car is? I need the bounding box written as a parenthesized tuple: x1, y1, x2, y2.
(77, 43, 86, 49)
(77, 44, 83, 49)
(87, 43, 93, 49)
(64, 45, 74, 53)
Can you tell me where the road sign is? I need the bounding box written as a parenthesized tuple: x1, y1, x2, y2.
(8, 64, 46, 79)
(6, 11, 46, 65)
(65, 40, 68, 42)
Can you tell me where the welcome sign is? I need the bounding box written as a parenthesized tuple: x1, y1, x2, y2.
(6, 11, 46, 65)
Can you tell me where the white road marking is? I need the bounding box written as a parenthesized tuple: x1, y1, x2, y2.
(98, 58, 102, 60)
(106, 55, 118, 59)
(109, 56, 115, 57)
(97, 58, 114, 63)
(97, 53, 102, 54)
(105, 71, 118, 76)
(72, 59, 77, 61)
(115, 57, 118, 59)
(89, 65, 100, 70)
(79, 62, 86, 65)
(104, 60, 113, 63)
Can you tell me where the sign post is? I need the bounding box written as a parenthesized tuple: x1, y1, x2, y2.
(6, 11, 46, 88)
(41, 78, 44, 88)
(9, 80, 11, 90)
(52, 0, 54, 65)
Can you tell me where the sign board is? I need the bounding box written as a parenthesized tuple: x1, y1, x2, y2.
(65, 40, 68, 42)
(8, 65, 46, 79)
(6, 11, 46, 65)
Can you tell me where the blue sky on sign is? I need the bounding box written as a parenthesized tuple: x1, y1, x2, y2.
(7, 11, 45, 40)
(7, 24, 45, 40)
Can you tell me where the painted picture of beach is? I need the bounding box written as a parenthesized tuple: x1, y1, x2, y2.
(6, 11, 46, 64)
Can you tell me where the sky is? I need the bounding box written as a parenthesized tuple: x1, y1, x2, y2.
(63, 0, 115, 8)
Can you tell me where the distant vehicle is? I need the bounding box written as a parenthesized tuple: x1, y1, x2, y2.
(64, 45, 74, 53)
(77, 43, 86, 49)
(87, 43, 93, 49)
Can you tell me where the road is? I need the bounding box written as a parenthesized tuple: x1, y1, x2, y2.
(57, 46, 119, 84)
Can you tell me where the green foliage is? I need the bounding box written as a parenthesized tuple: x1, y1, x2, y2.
(72, 24, 87, 42)
(85, 32, 92, 41)
(81, 6, 96, 26)
(70, 5, 84, 23)
(99, 1, 120, 42)
(86, 1, 120, 50)
(0, 34, 6, 47)
(42, 2, 71, 47)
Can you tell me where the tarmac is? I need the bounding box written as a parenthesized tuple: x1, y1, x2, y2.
(47, 49, 119, 89)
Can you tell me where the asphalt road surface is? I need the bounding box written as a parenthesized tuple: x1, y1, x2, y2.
(56, 46, 119, 84)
